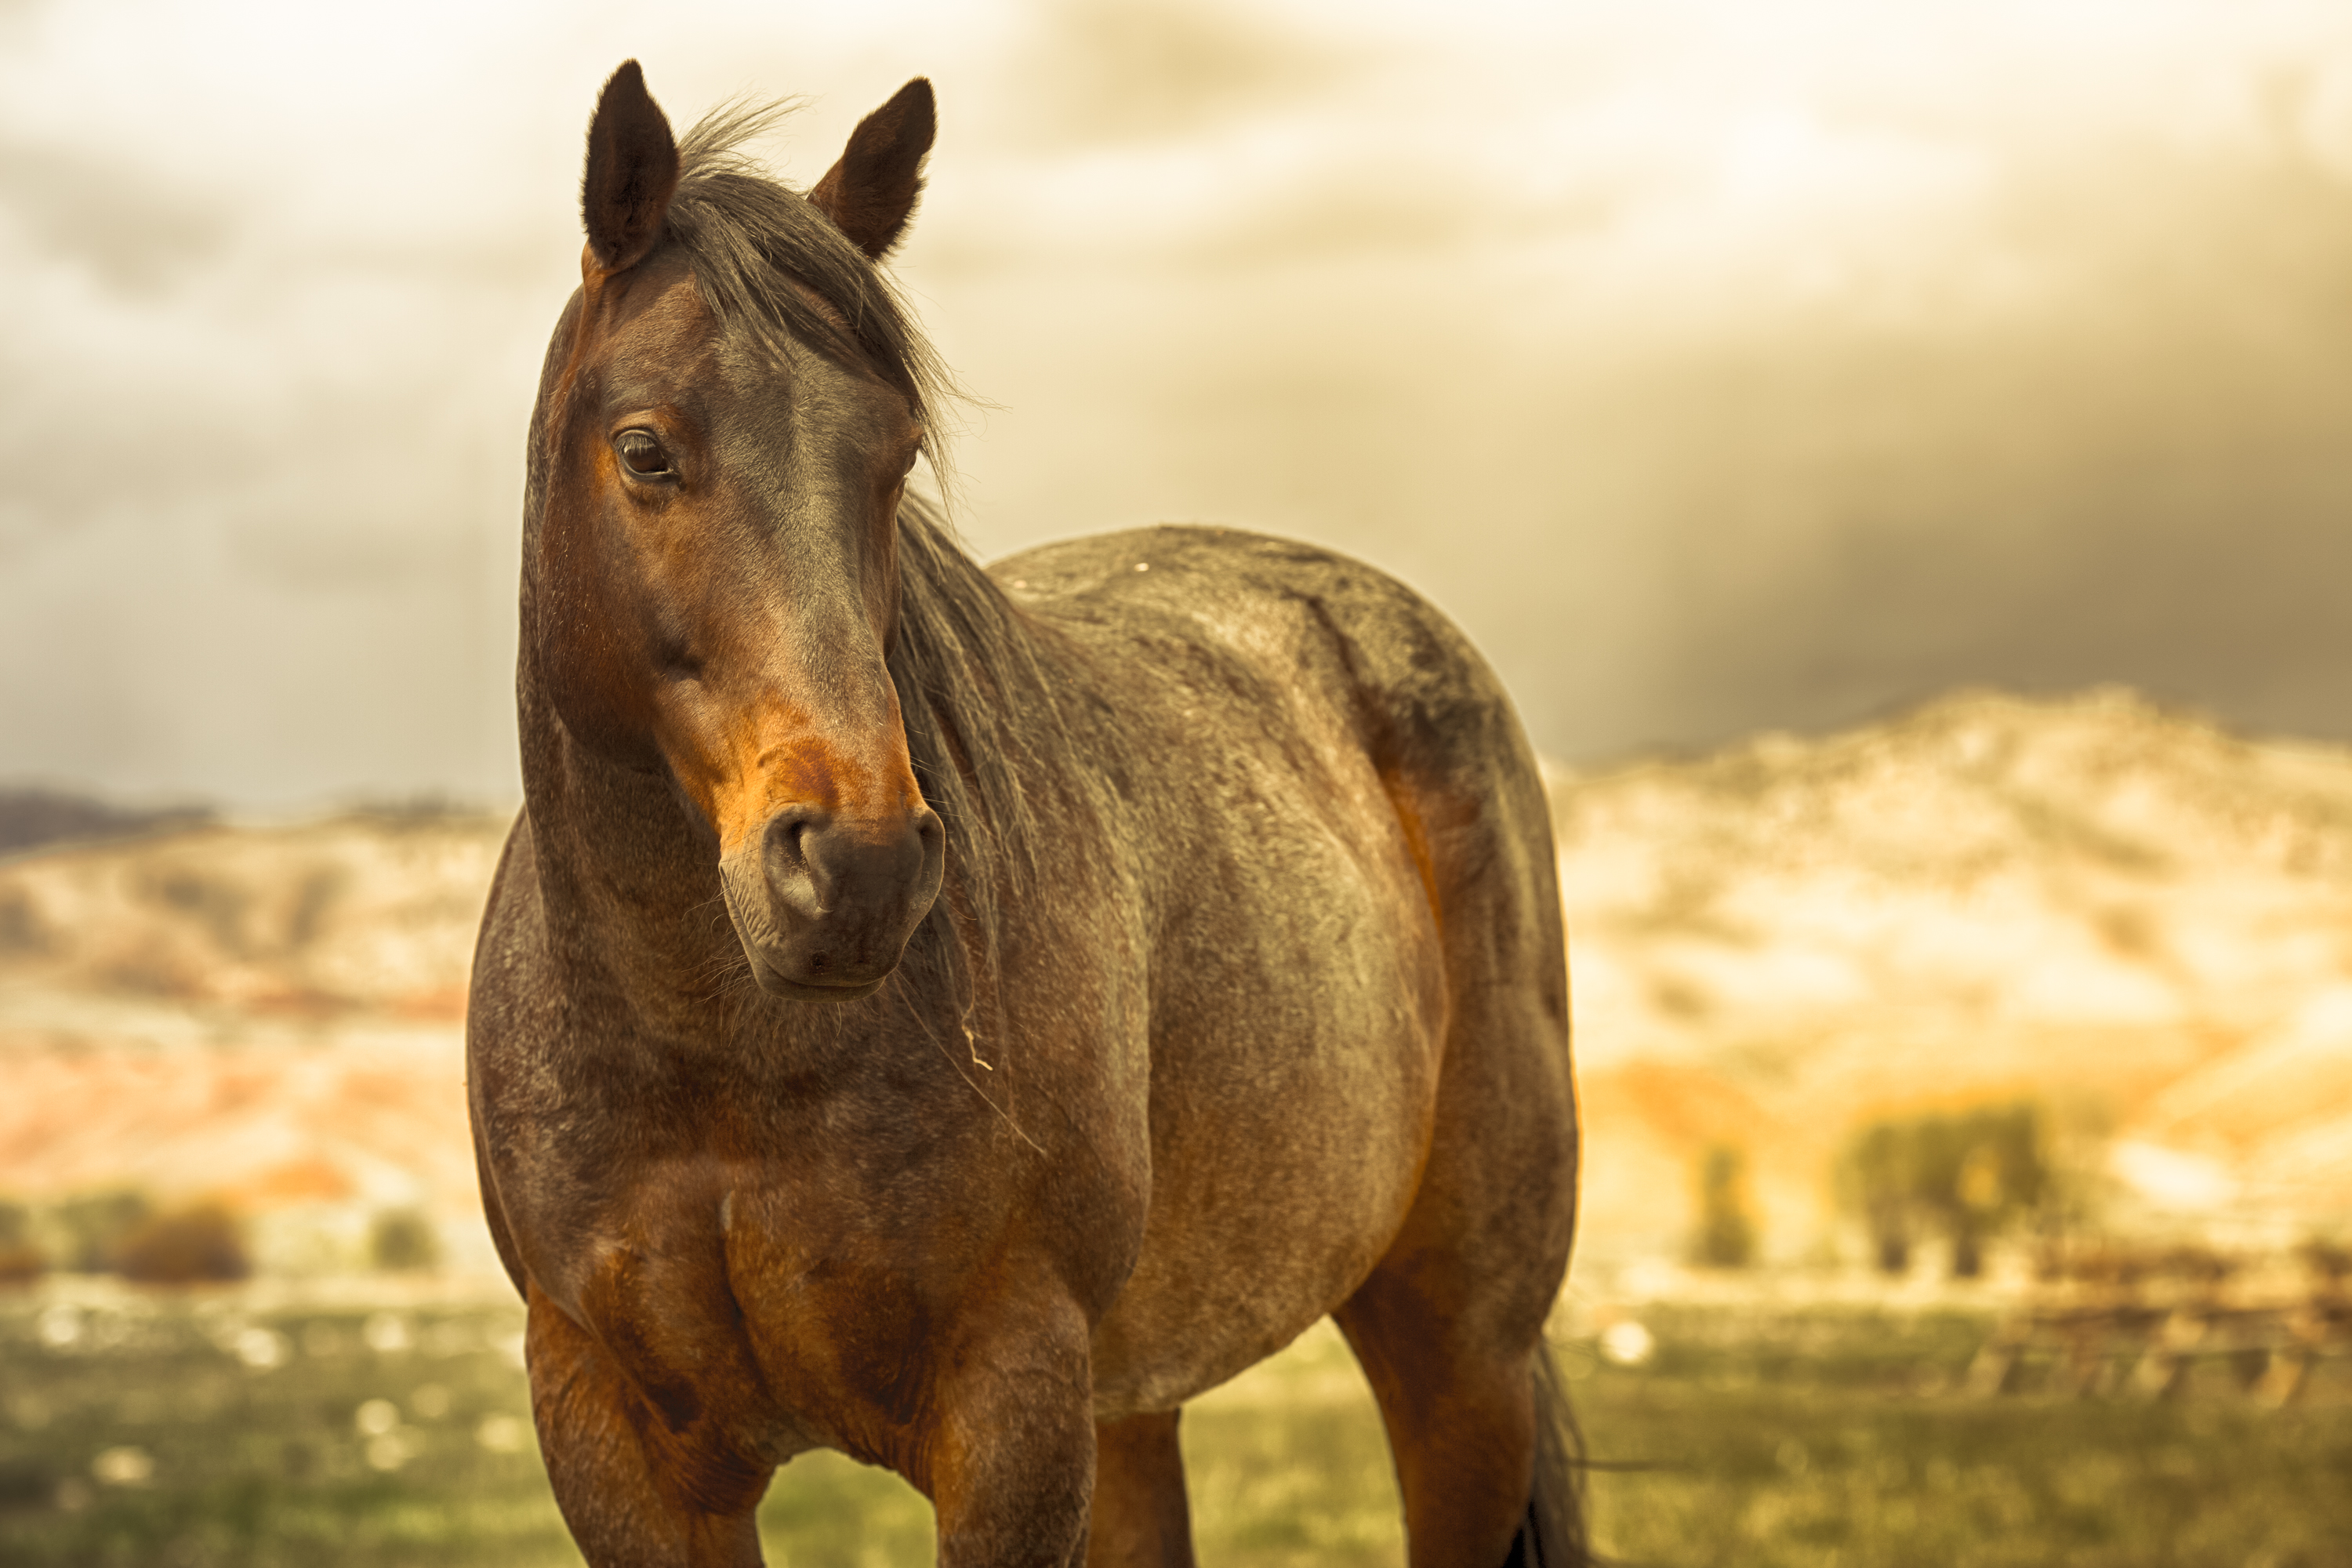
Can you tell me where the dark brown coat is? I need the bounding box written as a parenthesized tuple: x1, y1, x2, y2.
(468, 62, 1585, 1568)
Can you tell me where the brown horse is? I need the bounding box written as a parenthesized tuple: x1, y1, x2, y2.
(467, 60, 1585, 1568)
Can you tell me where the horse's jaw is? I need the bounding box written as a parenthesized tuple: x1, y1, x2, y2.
(735, 944, 894, 1004)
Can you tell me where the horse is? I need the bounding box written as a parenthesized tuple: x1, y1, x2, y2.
(466, 60, 1586, 1568)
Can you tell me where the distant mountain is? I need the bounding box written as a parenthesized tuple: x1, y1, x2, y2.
(0, 787, 212, 858)
(0, 809, 509, 1012)
(1554, 687, 2352, 1262)
(2, 690, 2347, 1279)
(0, 810, 513, 1276)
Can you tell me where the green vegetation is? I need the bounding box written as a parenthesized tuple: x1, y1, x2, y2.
(0, 1191, 463, 1286)
(115, 1205, 250, 1286)
(0, 1201, 42, 1286)
(48, 1191, 157, 1276)
(366, 1211, 442, 1275)
(1582, 1302, 2352, 1566)
(1693, 1143, 1759, 1269)
(1843, 1102, 2056, 1276)
(0, 1192, 256, 1287)
(0, 1292, 2345, 1566)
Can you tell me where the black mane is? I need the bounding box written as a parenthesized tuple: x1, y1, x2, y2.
(885, 492, 1088, 1048)
(666, 103, 954, 467)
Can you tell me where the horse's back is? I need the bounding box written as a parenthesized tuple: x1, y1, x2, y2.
(999, 523, 1548, 826)
(996, 525, 1576, 1406)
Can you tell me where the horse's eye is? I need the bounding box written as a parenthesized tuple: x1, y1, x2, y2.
(615, 430, 672, 477)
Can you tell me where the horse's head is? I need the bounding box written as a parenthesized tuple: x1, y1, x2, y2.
(530, 63, 946, 1001)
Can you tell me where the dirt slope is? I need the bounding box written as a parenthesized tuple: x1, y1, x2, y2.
(3, 688, 2348, 1275)
(0, 814, 508, 1273)
(1557, 687, 2352, 1259)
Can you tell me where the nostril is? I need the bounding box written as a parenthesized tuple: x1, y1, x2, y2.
(760, 805, 829, 916)
(761, 804, 822, 855)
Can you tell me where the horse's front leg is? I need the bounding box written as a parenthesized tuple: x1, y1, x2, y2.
(525, 1283, 771, 1567)
(923, 1292, 1099, 1568)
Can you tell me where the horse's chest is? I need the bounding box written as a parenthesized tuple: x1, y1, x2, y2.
(560, 1166, 989, 1464)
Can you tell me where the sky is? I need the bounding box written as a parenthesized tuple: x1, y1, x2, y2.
(4, 0, 2352, 809)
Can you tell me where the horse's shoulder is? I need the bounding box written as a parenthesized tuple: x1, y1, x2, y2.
(479, 809, 544, 941)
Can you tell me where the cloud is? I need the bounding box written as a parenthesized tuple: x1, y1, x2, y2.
(0, 137, 230, 293)
(997, 0, 1369, 148)
(1605, 136, 2352, 750)
(10, 0, 2352, 806)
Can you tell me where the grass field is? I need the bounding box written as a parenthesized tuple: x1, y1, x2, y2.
(2, 1286, 2347, 1566)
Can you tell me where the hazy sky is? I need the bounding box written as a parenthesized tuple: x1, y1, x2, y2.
(5, 0, 2352, 808)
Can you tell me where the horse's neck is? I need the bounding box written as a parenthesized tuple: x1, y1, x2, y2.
(514, 673, 739, 1005)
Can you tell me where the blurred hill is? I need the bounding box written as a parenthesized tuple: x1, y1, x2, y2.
(1558, 687, 2352, 1265)
(0, 787, 212, 858)
(2, 688, 2348, 1279)
(0, 811, 510, 1275)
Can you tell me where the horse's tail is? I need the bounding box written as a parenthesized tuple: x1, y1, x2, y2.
(1512, 1339, 1595, 1568)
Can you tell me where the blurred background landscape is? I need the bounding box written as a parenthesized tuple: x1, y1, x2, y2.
(5, 0, 2352, 1563)
(5, 686, 2350, 1286)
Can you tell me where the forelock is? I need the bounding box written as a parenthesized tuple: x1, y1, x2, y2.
(662, 100, 958, 481)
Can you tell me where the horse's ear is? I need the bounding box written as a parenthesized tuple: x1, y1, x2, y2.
(808, 78, 935, 261)
(583, 60, 680, 274)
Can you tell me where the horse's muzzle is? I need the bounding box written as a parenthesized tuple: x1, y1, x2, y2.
(718, 803, 946, 1000)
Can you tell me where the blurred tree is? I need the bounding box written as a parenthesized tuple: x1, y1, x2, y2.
(1842, 1104, 2053, 1278)
(1846, 1122, 1917, 1273)
(1693, 1143, 1758, 1268)
(115, 1203, 249, 1284)
(0, 1200, 44, 1286)
(53, 1189, 154, 1272)
(369, 1207, 441, 1272)
(2299, 1236, 2350, 1298)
